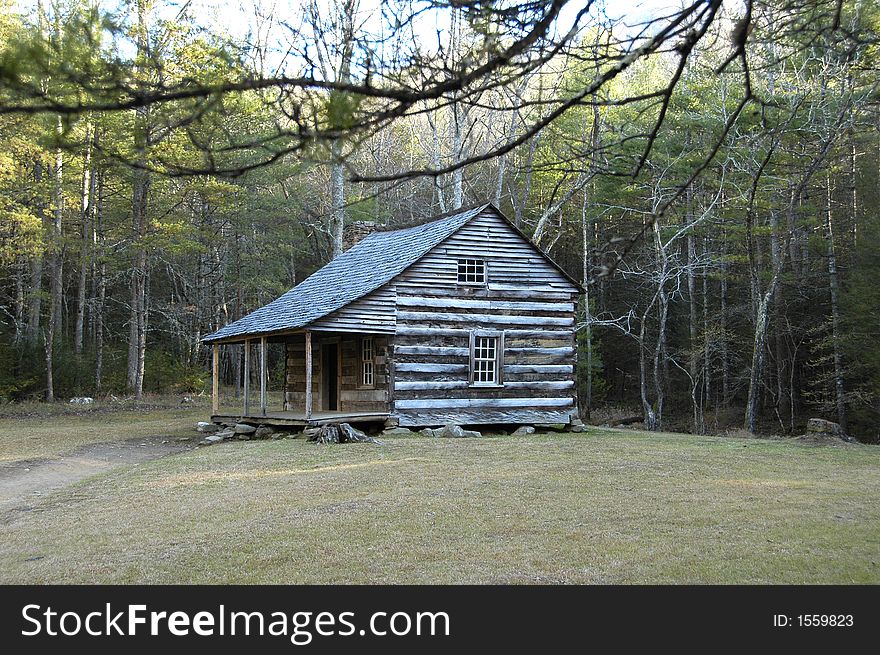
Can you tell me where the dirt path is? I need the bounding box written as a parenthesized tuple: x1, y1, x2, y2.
(0, 436, 195, 516)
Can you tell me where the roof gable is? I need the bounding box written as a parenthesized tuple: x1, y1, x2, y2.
(203, 202, 581, 343)
(458, 206, 582, 291)
(203, 204, 489, 342)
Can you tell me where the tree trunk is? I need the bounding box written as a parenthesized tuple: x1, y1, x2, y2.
(94, 167, 105, 392)
(744, 192, 790, 433)
(742, 94, 844, 433)
(720, 237, 729, 406)
(493, 149, 508, 209)
(581, 192, 592, 420)
(637, 217, 669, 432)
(533, 173, 588, 245)
(745, 286, 776, 433)
(14, 256, 25, 341)
(825, 172, 847, 430)
(638, 309, 658, 431)
(448, 9, 466, 212)
(702, 234, 711, 420)
(743, 177, 770, 433)
(770, 208, 786, 429)
(330, 140, 345, 258)
(50, 115, 63, 339)
(428, 113, 446, 213)
(653, 218, 669, 424)
(127, 0, 151, 399)
(44, 329, 54, 402)
(849, 136, 858, 246)
(74, 121, 94, 355)
(450, 100, 464, 211)
(653, 288, 668, 431)
(686, 186, 701, 433)
(95, 261, 105, 392)
(27, 161, 45, 342)
(328, 0, 355, 259)
(579, 97, 600, 421)
(127, 179, 149, 399)
(44, 116, 63, 401)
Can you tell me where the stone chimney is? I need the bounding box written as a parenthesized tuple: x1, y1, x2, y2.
(343, 220, 379, 250)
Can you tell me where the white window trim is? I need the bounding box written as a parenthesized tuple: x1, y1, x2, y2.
(468, 330, 504, 388)
(456, 258, 487, 285)
(360, 337, 375, 388)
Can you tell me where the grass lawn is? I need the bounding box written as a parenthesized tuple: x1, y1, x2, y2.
(1, 418, 878, 584)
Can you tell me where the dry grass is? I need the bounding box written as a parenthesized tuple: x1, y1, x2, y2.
(1, 423, 878, 584)
(0, 409, 200, 463)
(0, 390, 280, 463)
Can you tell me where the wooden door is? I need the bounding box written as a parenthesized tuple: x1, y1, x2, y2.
(321, 343, 339, 411)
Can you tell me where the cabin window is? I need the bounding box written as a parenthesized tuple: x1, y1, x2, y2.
(469, 331, 504, 386)
(457, 258, 486, 284)
(361, 337, 375, 387)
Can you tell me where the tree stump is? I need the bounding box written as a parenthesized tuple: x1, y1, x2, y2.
(309, 422, 382, 445)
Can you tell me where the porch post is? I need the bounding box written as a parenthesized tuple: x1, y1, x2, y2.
(211, 344, 219, 415)
(243, 339, 250, 416)
(305, 329, 313, 420)
(260, 336, 268, 416)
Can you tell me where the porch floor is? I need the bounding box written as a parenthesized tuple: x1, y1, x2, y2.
(211, 410, 390, 428)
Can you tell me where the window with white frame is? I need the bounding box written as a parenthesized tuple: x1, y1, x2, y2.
(361, 337, 375, 387)
(457, 258, 486, 284)
(470, 331, 504, 386)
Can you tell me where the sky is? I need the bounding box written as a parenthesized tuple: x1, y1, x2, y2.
(172, 0, 683, 41)
(11, 0, 686, 71)
(168, 0, 684, 74)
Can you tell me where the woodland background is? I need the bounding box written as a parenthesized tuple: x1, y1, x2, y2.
(0, 0, 878, 440)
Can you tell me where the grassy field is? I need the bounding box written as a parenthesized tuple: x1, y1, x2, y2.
(0, 408, 199, 463)
(0, 391, 270, 463)
(0, 409, 878, 584)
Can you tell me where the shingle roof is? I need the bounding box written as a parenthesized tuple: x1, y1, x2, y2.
(203, 204, 490, 343)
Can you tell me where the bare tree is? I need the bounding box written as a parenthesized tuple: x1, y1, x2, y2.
(74, 120, 94, 355)
(127, 0, 152, 399)
(307, 0, 362, 258)
(824, 170, 847, 430)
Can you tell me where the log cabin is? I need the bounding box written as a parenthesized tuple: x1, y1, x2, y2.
(203, 203, 582, 428)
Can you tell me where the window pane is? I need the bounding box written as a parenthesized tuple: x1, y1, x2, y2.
(472, 335, 498, 384)
(362, 338, 374, 386)
(457, 258, 486, 283)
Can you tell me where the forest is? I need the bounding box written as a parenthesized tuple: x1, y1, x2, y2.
(0, 0, 877, 441)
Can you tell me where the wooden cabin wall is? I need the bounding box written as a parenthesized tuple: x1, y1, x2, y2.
(284, 333, 390, 413)
(389, 208, 580, 426)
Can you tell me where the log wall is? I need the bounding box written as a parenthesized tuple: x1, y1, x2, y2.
(388, 208, 580, 426)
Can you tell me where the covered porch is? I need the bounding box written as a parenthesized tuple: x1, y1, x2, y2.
(208, 328, 391, 426)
